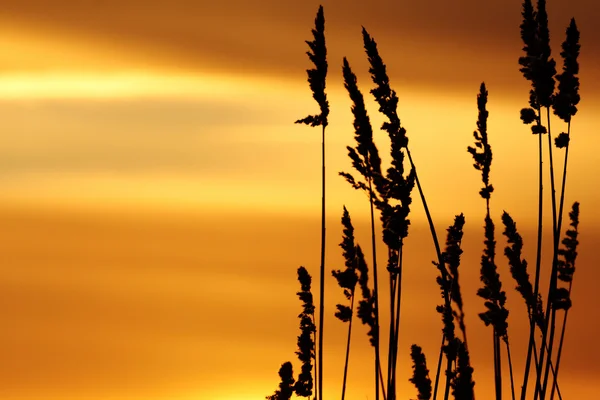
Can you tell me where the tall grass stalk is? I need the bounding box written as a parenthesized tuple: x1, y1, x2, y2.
(548, 202, 579, 400)
(339, 56, 384, 400)
(548, 18, 580, 400)
(468, 82, 511, 400)
(296, 6, 329, 399)
(361, 30, 442, 397)
(516, 0, 555, 395)
(515, 2, 561, 398)
(333, 207, 361, 400)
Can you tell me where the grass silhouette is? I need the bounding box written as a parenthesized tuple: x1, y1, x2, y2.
(267, 1, 583, 399)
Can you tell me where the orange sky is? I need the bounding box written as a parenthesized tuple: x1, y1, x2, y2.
(0, 1, 599, 399)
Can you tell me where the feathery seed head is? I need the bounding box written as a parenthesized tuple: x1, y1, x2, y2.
(409, 345, 432, 400)
(467, 83, 494, 199)
(296, 6, 329, 128)
(294, 267, 316, 397)
(266, 362, 295, 400)
(553, 18, 581, 123)
(333, 207, 359, 320)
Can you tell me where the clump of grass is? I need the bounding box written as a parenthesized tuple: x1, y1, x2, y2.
(409, 345, 432, 400)
(265, 266, 316, 400)
(266, 362, 296, 400)
(269, 3, 585, 400)
(295, 6, 329, 399)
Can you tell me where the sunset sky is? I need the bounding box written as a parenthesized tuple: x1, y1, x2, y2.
(1, 1, 599, 399)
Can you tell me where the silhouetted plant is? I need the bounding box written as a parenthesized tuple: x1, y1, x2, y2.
(450, 340, 475, 400)
(502, 212, 545, 330)
(467, 84, 494, 202)
(295, 6, 329, 400)
(539, 19, 581, 400)
(266, 362, 296, 400)
(339, 55, 385, 400)
(468, 82, 511, 400)
(549, 202, 579, 400)
(294, 266, 316, 397)
(296, 5, 329, 129)
(444, 217, 468, 344)
(332, 206, 360, 400)
(518, 2, 546, 396)
(432, 214, 467, 400)
(409, 345, 432, 400)
(269, 3, 586, 400)
(362, 30, 438, 399)
(553, 19, 580, 125)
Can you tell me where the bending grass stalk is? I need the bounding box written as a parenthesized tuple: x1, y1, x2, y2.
(549, 123, 573, 400)
(391, 243, 405, 398)
(387, 256, 396, 397)
(432, 334, 445, 400)
(532, 334, 564, 400)
(442, 349, 453, 400)
(521, 125, 544, 400)
(361, 31, 444, 398)
(406, 148, 450, 400)
(494, 330, 502, 400)
(549, 282, 572, 400)
(505, 338, 516, 400)
(340, 293, 355, 400)
(538, 107, 560, 400)
(368, 173, 382, 400)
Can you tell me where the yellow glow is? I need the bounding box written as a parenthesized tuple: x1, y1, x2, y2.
(0, 71, 305, 99)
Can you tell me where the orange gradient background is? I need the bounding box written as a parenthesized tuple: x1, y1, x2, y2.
(0, 1, 599, 399)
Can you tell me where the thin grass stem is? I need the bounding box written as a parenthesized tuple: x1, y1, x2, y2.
(318, 124, 326, 400)
(340, 293, 355, 400)
(368, 175, 381, 400)
(506, 338, 516, 400)
(522, 122, 544, 400)
(432, 334, 445, 400)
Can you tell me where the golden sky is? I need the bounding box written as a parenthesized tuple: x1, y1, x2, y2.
(0, 1, 599, 399)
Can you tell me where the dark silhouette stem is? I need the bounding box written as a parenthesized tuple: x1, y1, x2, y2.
(506, 338, 516, 400)
(432, 334, 445, 400)
(406, 147, 453, 400)
(521, 121, 544, 400)
(340, 293, 355, 400)
(387, 266, 396, 398)
(318, 124, 326, 400)
(550, 283, 572, 400)
(442, 355, 453, 400)
(368, 174, 381, 400)
(379, 359, 387, 400)
(550, 121, 573, 400)
(406, 149, 445, 297)
(537, 107, 560, 400)
(391, 244, 404, 398)
(494, 330, 502, 400)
